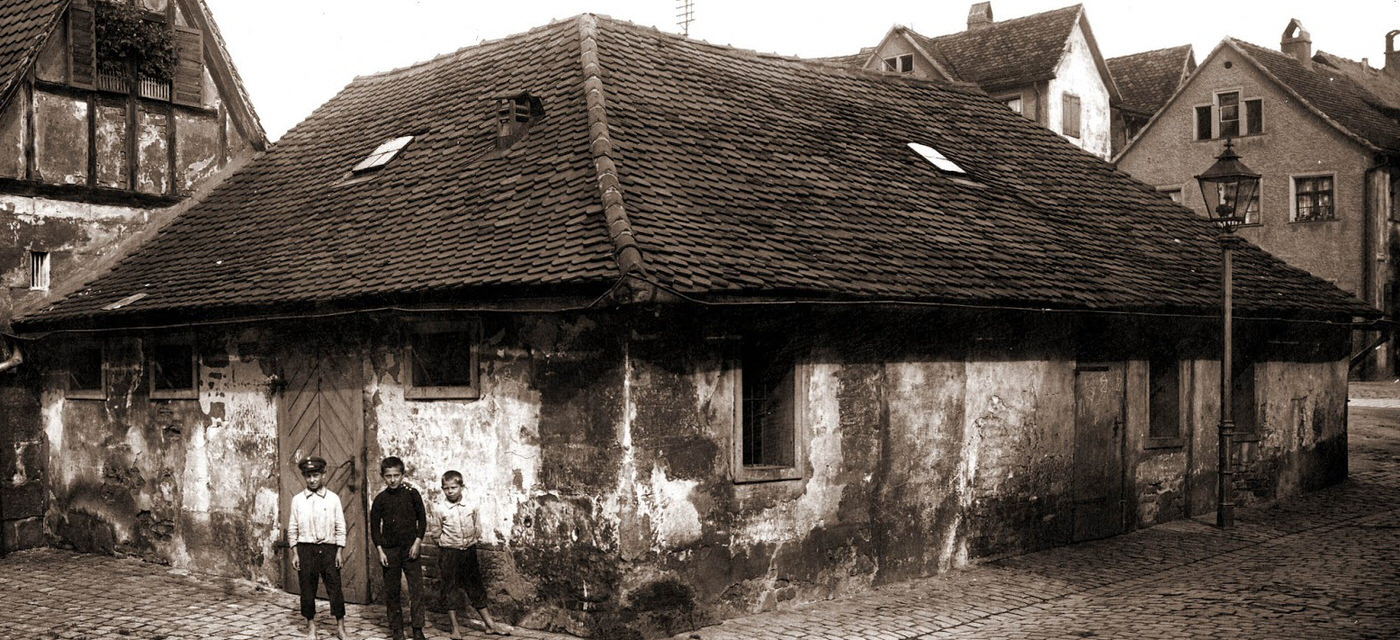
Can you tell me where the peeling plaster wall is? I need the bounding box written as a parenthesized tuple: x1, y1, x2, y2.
(175, 111, 220, 194)
(0, 85, 25, 179)
(28, 313, 1352, 638)
(34, 92, 87, 186)
(38, 333, 281, 584)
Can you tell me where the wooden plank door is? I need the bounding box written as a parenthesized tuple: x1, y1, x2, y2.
(278, 348, 369, 603)
(1072, 362, 1126, 542)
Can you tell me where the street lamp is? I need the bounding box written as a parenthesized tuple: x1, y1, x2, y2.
(1195, 139, 1260, 529)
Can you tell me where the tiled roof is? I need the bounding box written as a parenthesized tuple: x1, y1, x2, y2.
(907, 5, 1081, 89)
(1108, 45, 1193, 117)
(812, 51, 871, 68)
(17, 15, 1372, 327)
(1313, 50, 1400, 114)
(1230, 39, 1400, 153)
(0, 0, 65, 105)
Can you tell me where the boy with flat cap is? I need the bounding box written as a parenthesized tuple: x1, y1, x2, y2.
(287, 456, 348, 640)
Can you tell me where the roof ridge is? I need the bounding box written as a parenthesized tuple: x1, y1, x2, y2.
(916, 2, 1081, 42)
(577, 13, 642, 275)
(351, 17, 576, 84)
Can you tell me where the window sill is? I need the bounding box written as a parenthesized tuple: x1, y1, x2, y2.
(405, 385, 481, 401)
(150, 389, 198, 400)
(1288, 218, 1337, 224)
(733, 464, 803, 484)
(1144, 437, 1185, 450)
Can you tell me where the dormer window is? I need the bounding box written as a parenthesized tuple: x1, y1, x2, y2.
(882, 54, 914, 73)
(906, 142, 966, 174)
(351, 135, 414, 174)
(496, 92, 545, 149)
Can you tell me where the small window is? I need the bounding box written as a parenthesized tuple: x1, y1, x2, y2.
(1061, 93, 1081, 138)
(351, 135, 413, 174)
(1147, 355, 1183, 446)
(882, 54, 913, 73)
(1217, 91, 1240, 138)
(734, 337, 805, 483)
(149, 341, 196, 399)
(1245, 99, 1263, 135)
(29, 251, 50, 290)
(1216, 180, 1261, 225)
(65, 343, 105, 400)
(404, 321, 480, 400)
(1194, 105, 1212, 140)
(907, 142, 966, 174)
(1001, 96, 1023, 115)
(1292, 175, 1334, 222)
(1156, 186, 1183, 204)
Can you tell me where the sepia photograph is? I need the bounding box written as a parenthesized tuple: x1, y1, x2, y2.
(0, 1, 1398, 638)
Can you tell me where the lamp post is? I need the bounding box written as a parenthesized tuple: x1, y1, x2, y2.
(1195, 139, 1260, 529)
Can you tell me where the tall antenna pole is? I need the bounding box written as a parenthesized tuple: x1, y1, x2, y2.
(676, 0, 694, 36)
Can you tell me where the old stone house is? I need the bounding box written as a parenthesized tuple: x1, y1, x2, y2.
(7, 14, 1373, 639)
(0, 0, 263, 553)
(1116, 20, 1400, 378)
(830, 2, 1120, 159)
(1107, 44, 1195, 153)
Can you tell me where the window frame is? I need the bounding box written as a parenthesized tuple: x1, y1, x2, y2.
(1061, 92, 1081, 138)
(28, 250, 50, 291)
(1290, 173, 1336, 223)
(1145, 356, 1186, 449)
(64, 341, 107, 401)
(147, 337, 198, 400)
(998, 94, 1023, 115)
(881, 54, 914, 73)
(1216, 90, 1241, 138)
(1155, 185, 1183, 204)
(731, 340, 808, 484)
(1197, 90, 1263, 141)
(403, 320, 482, 401)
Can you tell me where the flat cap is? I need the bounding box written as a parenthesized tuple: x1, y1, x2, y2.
(298, 456, 327, 473)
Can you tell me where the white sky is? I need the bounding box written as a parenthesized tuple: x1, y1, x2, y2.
(201, 0, 1400, 141)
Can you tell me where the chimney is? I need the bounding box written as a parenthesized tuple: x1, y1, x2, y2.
(967, 2, 993, 30)
(1387, 30, 1400, 77)
(1280, 19, 1312, 68)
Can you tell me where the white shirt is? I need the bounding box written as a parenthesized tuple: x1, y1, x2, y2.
(435, 499, 480, 550)
(288, 488, 347, 547)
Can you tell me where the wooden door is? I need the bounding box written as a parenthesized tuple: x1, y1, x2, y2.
(1072, 363, 1126, 542)
(278, 348, 369, 603)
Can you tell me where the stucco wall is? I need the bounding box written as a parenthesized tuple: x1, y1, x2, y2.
(1116, 48, 1374, 298)
(1046, 22, 1112, 158)
(27, 312, 1352, 638)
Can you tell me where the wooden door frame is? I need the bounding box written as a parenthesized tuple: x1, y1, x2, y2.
(1071, 361, 1128, 541)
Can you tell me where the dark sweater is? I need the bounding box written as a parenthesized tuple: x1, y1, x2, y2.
(370, 485, 426, 548)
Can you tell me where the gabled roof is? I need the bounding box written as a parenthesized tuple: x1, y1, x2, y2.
(16, 14, 1371, 329)
(1108, 45, 1194, 117)
(1228, 38, 1400, 153)
(0, 0, 266, 149)
(0, 0, 66, 105)
(899, 4, 1118, 104)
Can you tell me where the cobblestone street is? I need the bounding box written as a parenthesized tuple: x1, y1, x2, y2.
(3, 383, 1399, 640)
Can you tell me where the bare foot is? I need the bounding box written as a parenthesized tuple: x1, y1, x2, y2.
(336, 619, 347, 639)
(307, 618, 318, 640)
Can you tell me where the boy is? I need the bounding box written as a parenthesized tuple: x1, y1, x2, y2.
(434, 470, 510, 637)
(370, 456, 428, 640)
(287, 456, 348, 640)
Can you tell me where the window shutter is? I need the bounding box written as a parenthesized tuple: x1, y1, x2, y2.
(1245, 99, 1263, 135)
(172, 25, 203, 106)
(68, 5, 96, 89)
(1195, 105, 1212, 140)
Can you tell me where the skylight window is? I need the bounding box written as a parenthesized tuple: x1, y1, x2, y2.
(351, 135, 414, 173)
(906, 142, 966, 174)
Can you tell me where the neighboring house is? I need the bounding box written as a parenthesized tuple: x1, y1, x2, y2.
(0, 0, 264, 553)
(1116, 20, 1400, 378)
(1107, 44, 1195, 153)
(8, 14, 1370, 639)
(836, 2, 1120, 159)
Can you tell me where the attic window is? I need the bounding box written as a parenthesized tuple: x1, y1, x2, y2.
(907, 142, 966, 174)
(496, 92, 545, 149)
(351, 135, 414, 174)
(882, 54, 914, 73)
